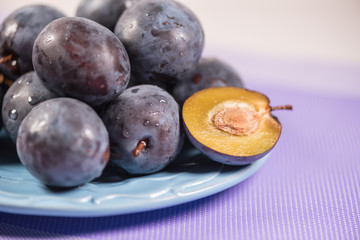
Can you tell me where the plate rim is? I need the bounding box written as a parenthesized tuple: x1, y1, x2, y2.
(0, 154, 268, 217)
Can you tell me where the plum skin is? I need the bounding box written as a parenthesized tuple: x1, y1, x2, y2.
(101, 84, 184, 174)
(114, 0, 204, 88)
(0, 87, 3, 129)
(16, 98, 110, 187)
(76, 0, 140, 31)
(172, 57, 244, 104)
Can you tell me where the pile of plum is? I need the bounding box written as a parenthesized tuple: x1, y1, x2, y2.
(0, 0, 246, 188)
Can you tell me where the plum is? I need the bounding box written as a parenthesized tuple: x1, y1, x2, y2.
(32, 17, 130, 108)
(0, 5, 65, 81)
(101, 84, 183, 174)
(182, 87, 292, 165)
(0, 87, 3, 129)
(2, 71, 56, 143)
(114, 0, 204, 89)
(172, 57, 244, 104)
(16, 98, 110, 187)
(76, 0, 141, 31)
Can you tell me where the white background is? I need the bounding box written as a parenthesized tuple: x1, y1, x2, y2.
(1, 0, 359, 97)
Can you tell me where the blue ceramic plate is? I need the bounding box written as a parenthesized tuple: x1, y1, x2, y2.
(0, 130, 269, 217)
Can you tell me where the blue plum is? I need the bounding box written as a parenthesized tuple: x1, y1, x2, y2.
(172, 57, 244, 104)
(32, 17, 130, 108)
(101, 84, 183, 174)
(0, 5, 65, 81)
(16, 98, 110, 187)
(76, 0, 140, 31)
(0, 87, 3, 129)
(114, 0, 204, 89)
(2, 71, 57, 143)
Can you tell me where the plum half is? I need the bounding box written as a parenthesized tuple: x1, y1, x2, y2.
(182, 87, 292, 165)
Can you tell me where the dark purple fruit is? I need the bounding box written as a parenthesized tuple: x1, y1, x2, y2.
(76, 0, 140, 31)
(32, 17, 130, 108)
(114, 0, 204, 89)
(101, 84, 183, 174)
(0, 87, 3, 129)
(172, 57, 244, 104)
(0, 5, 65, 81)
(2, 71, 56, 143)
(16, 98, 110, 187)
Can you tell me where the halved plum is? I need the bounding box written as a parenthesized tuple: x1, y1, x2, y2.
(182, 87, 292, 165)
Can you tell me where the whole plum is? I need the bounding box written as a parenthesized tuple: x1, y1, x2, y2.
(114, 0, 204, 89)
(0, 5, 65, 81)
(2, 71, 57, 143)
(76, 0, 140, 31)
(0, 87, 3, 129)
(33, 17, 130, 108)
(172, 57, 244, 104)
(16, 98, 110, 187)
(101, 84, 183, 175)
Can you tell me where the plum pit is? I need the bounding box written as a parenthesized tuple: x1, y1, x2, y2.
(214, 105, 261, 136)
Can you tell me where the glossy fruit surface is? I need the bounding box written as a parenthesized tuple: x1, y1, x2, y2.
(16, 98, 110, 187)
(76, 0, 140, 30)
(32, 17, 130, 108)
(2, 71, 56, 143)
(114, 0, 204, 89)
(0, 87, 3, 129)
(183, 87, 289, 165)
(101, 84, 183, 175)
(0, 5, 65, 81)
(172, 57, 244, 104)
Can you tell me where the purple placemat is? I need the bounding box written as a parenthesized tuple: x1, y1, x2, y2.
(1, 85, 359, 240)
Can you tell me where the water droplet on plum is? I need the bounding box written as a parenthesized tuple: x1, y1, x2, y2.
(27, 95, 42, 105)
(45, 35, 53, 43)
(122, 130, 130, 138)
(9, 109, 18, 120)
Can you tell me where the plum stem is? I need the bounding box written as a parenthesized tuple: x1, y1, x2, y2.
(0, 73, 13, 87)
(0, 54, 13, 64)
(132, 139, 148, 157)
(270, 105, 293, 111)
